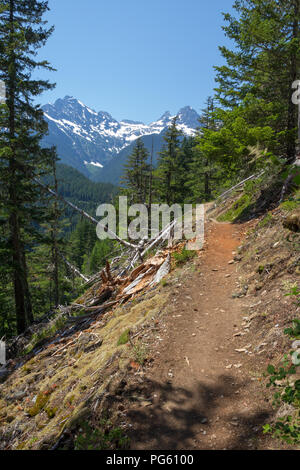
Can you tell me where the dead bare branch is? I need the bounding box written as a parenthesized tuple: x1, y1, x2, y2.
(35, 178, 138, 250)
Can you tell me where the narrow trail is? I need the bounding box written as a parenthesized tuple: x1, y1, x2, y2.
(126, 219, 272, 450)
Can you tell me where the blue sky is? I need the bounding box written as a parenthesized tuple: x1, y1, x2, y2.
(37, 0, 235, 123)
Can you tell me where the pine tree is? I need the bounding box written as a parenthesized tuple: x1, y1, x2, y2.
(156, 117, 183, 204)
(0, 209, 15, 337)
(41, 151, 65, 308)
(215, 0, 300, 163)
(187, 98, 219, 202)
(121, 138, 150, 204)
(148, 136, 154, 208)
(69, 219, 97, 271)
(0, 0, 55, 333)
(88, 239, 113, 274)
(178, 136, 195, 202)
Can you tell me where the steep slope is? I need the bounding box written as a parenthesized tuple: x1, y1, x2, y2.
(42, 97, 200, 180)
(1, 181, 298, 450)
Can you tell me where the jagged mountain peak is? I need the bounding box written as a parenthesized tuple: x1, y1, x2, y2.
(177, 106, 200, 129)
(42, 97, 200, 176)
(158, 110, 172, 120)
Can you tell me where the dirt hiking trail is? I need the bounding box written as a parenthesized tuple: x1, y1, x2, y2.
(125, 219, 274, 450)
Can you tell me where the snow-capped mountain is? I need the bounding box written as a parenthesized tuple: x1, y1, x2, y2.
(42, 96, 200, 178)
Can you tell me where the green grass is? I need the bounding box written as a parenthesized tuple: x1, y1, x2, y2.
(117, 328, 130, 346)
(280, 187, 300, 212)
(172, 248, 197, 266)
(280, 199, 300, 212)
(217, 194, 252, 222)
(257, 212, 273, 228)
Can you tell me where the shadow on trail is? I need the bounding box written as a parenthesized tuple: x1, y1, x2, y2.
(115, 374, 272, 450)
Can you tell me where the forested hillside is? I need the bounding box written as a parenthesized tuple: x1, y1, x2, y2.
(95, 132, 165, 185)
(45, 163, 118, 230)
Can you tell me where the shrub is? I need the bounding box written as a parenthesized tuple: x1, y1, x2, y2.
(131, 340, 148, 366)
(172, 248, 197, 266)
(264, 312, 300, 445)
(280, 199, 300, 212)
(74, 422, 130, 450)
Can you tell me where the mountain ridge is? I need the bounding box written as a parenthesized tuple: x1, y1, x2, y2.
(42, 96, 200, 181)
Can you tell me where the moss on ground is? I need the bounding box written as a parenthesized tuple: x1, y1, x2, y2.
(27, 392, 51, 417)
(280, 190, 300, 213)
(117, 329, 130, 346)
(0, 288, 170, 450)
(172, 248, 197, 266)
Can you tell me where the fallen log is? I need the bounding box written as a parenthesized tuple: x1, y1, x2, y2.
(140, 221, 176, 259)
(60, 253, 90, 282)
(150, 254, 171, 286)
(67, 299, 120, 323)
(35, 178, 138, 250)
(218, 172, 265, 201)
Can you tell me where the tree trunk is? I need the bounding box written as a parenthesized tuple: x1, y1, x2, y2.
(52, 160, 59, 307)
(8, 0, 32, 333)
(21, 248, 33, 324)
(149, 137, 154, 207)
(9, 215, 27, 334)
(204, 159, 211, 200)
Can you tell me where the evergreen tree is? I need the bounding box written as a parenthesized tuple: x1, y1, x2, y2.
(148, 136, 154, 208)
(156, 117, 183, 204)
(121, 138, 150, 204)
(88, 239, 114, 274)
(68, 219, 97, 271)
(44, 163, 118, 234)
(34, 151, 66, 309)
(215, 0, 300, 163)
(179, 136, 195, 202)
(190, 97, 276, 191)
(0, 211, 15, 337)
(0, 0, 55, 333)
(187, 98, 220, 202)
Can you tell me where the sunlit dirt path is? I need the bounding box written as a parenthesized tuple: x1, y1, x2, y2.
(126, 219, 273, 450)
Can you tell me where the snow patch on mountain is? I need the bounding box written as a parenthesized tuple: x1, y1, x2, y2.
(42, 97, 200, 169)
(84, 161, 104, 168)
